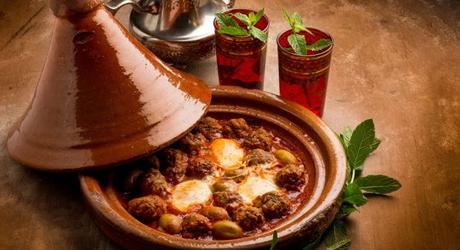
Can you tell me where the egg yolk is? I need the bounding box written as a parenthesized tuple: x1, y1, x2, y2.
(210, 138, 244, 170)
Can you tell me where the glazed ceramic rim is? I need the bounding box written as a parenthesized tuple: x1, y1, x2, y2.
(277, 27, 334, 59)
(80, 86, 346, 249)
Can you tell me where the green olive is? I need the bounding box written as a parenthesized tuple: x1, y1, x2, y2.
(274, 149, 297, 164)
(212, 220, 243, 239)
(201, 206, 229, 221)
(159, 214, 182, 234)
(212, 180, 238, 192)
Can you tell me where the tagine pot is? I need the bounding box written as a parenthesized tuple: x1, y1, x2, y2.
(6, 0, 211, 172)
(80, 86, 347, 250)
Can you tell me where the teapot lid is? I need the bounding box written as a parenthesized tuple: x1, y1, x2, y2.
(6, 0, 211, 172)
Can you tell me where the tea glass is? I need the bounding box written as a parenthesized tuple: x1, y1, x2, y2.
(277, 28, 333, 117)
(214, 9, 269, 90)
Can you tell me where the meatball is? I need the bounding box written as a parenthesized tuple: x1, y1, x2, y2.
(275, 164, 305, 190)
(186, 157, 216, 179)
(222, 118, 251, 138)
(127, 195, 167, 223)
(232, 206, 265, 230)
(253, 191, 290, 219)
(181, 213, 212, 238)
(245, 149, 275, 166)
(161, 148, 188, 183)
(139, 169, 171, 197)
(213, 191, 244, 213)
(194, 117, 223, 140)
(243, 127, 273, 150)
(178, 133, 208, 155)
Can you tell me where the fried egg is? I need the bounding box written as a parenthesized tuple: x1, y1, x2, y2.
(171, 180, 212, 212)
(210, 138, 244, 170)
(237, 176, 279, 204)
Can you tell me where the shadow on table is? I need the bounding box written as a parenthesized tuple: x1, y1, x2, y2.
(0, 154, 120, 250)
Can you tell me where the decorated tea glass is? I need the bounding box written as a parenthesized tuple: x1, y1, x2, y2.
(214, 9, 269, 90)
(277, 28, 333, 117)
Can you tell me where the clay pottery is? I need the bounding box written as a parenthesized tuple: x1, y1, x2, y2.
(6, 0, 211, 172)
(80, 86, 347, 250)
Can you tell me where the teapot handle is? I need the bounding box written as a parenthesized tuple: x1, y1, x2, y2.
(105, 0, 160, 15)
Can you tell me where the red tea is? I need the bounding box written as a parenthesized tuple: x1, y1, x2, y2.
(214, 9, 269, 90)
(277, 28, 333, 117)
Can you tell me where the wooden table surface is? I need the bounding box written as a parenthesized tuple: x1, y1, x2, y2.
(0, 0, 459, 249)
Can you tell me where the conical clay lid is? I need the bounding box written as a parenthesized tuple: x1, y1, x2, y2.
(6, 0, 211, 172)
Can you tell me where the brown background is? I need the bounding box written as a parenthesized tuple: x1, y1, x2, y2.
(0, 0, 459, 249)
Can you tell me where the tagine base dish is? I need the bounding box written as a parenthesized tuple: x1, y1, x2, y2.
(80, 86, 346, 250)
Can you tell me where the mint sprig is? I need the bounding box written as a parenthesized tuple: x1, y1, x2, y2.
(215, 9, 268, 43)
(270, 230, 278, 250)
(283, 10, 332, 55)
(270, 119, 401, 250)
(327, 119, 401, 249)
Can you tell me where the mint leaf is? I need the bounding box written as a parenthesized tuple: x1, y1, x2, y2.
(302, 235, 322, 250)
(292, 12, 304, 32)
(252, 9, 265, 25)
(288, 33, 307, 55)
(343, 182, 368, 206)
(338, 127, 354, 183)
(283, 10, 313, 35)
(215, 12, 239, 27)
(282, 9, 289, 20)
(306, 39, 333, 51)
(337, 203, 357, 219)
(355, 175, 401, 195)
(324, 220, 351, 250)
(233, 13, 250, 26)
(370, 138, 381, 152)
(218, 26, 249, 36)
(248, 12, 256, 24)
(292, 12, 313, 34)
(347, 119, 377, 170)
(249, 26, 268, 43)
(270, 230, 278, 250)
(339, 127, 353, 148)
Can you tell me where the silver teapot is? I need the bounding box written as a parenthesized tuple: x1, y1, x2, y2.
(106, 0, 235, 65)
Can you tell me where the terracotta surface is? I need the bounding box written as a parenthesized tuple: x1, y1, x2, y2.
(6, 0, 211, 171)
(0, 0, 459, 249)
(80, 86, 347, 249)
